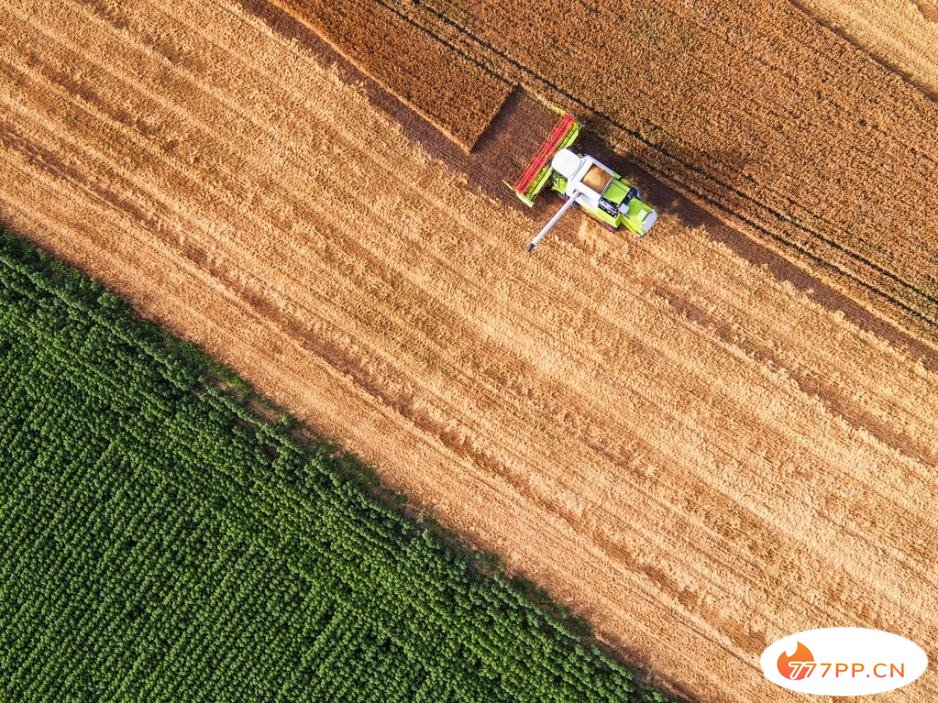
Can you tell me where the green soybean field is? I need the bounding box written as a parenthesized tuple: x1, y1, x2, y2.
(0, 232, 677, 702)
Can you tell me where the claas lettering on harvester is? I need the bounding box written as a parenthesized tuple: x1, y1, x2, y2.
(510, 112, 658, 252)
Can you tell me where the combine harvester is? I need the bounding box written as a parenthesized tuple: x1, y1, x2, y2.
(511, 112, 658, 252)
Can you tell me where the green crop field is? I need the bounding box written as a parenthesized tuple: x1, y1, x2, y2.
(0, 232, 677, 702)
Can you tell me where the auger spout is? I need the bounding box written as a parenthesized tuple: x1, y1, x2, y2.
(527, 195, 579, 252)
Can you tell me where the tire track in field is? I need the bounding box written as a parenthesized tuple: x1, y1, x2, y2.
(789, 0, 938, 99)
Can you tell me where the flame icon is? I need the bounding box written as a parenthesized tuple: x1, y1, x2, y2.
(777, 642, 815, 680)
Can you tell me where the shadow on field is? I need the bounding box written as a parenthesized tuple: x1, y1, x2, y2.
(577, 122, 937, 365)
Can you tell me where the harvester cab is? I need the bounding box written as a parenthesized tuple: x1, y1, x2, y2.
(510, 112, 658, 252)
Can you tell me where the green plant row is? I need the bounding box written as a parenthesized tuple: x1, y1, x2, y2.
(0, 232, 680, 702)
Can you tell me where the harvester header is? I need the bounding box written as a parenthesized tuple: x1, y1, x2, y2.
(510, 112, 658, 251)
(512, 112, 580, 206)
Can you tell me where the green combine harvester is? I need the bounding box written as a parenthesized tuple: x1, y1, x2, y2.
(510, 112, 658, 252)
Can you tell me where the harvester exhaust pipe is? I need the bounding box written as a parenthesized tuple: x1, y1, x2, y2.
(527, 195, 579, 252)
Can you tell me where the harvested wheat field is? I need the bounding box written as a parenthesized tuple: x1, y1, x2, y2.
(274, 0, 938, 343)
(0, 0, 936, 701)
